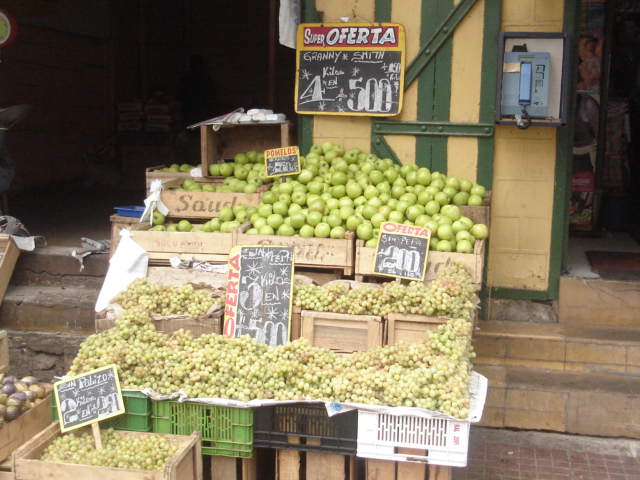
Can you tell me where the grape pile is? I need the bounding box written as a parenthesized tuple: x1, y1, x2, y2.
(294, 264, 477, 320)
(69, 309, 474, 418)
(115, 279, 221, 317)
(41, 428, 178, 471)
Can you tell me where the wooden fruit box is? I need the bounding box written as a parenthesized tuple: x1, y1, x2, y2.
(96, 304, 223, 336)
(385, 313, 451, 346)
(200, 122, 291, 178)
(354, 239, 485, 285)
(0, 394, 51, 463)
(129, 223, 234, 265)
(0, 460, 11, 480)
(300, 311, 383, 354)
(236, 224, 356, 275)
(145, 165, 203, 190)
(12, 423, 203, 480)
(210, 456, 256, 480)
(159, 180, 269, 219)
(110, 215, 140, 257)
(0, 330, 7, 374)
(0, 235, 19, 304)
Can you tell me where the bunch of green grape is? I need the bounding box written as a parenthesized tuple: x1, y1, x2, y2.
(114, 279, 219, 317)
(68, 306, 475, 418)
(294, 264, 477, 320)
(40, 428, 177, 471)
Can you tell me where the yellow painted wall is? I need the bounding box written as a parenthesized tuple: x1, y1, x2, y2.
(487, 0, 563, 291)
(309, 0, 565, 292)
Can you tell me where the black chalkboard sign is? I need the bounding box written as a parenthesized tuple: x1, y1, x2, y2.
(223, 245, 294, 346)
(373, 222, 431, 280)
(54, 365, 125, 432)
(295, 23, 405, 116)
(265, 146, 301, 178)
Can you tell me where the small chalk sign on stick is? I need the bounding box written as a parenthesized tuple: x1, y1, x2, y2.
(54, 365, 125, 448)
(373, 222, 431, 281)
(224, 245, 294, 346)
(265, 146, 301, 178)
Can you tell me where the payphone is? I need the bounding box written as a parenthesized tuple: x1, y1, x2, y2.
(500, 51, 551, 128)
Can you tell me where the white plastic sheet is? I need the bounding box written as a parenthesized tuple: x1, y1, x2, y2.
(95, 230, 148, 312)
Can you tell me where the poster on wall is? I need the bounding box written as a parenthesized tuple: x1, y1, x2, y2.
(295, 23, 405, 116)
(571, 0, 605, 230)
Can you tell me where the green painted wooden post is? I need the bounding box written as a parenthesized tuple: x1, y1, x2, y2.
(298, 0, 321, 154)
(375, 0, 392, 22)
(416, 0, 453, 171)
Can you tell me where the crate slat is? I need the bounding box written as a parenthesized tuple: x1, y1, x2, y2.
(0, 330, 7, 374)
(0, 235, 20, 303)
(0, 395, 51, 463)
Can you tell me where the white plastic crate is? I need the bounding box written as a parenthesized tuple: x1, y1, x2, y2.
(356, 410, 470, 467)
(355, 372, 487, 467)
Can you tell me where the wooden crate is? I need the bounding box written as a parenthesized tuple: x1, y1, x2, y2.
(159, 181, 269, 219)
(0, 395, 51, 463)
(12, 423, 203, 480)
(0, 235, 19, 304)
(96, 305, 223, 336)
(290, 306, 302, 341)
(300, 311, 383, 354)
(145, 165, 200, 190)
(365, 458, 451, 480)
(210, 456, 257, 480)
(110, 215, 140, 257)
(385, 313, 449, 346)
(200, 122, 291, 177)
(355, 239, 485, 284)
(0, 330, 7, 374)
(129, 223, 234, 265)
(0, 460, 11, 480)
(236, 224, 356, 276)
(277, 448, 357, 480)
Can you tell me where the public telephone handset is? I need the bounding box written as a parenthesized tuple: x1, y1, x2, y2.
(500, 47, 551, 129)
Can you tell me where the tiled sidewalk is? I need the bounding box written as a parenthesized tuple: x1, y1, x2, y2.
(452, 428, 640, 480)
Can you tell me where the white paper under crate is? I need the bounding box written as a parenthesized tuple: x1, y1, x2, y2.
(356, 372, 487, 467)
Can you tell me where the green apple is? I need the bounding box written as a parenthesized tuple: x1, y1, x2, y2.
(299, 224, 315, 237)
(330, 226, 346, 239)
(177, 220, 192, 232)
(437, 224, 454, 241)
(456, 239, 473, 253)
(467, 194, 483, 206)
(314, 222, 331, 238)
(277, 224, 295, 236)
(152, 211, 166, 226)
(470, 223, 489, 239)
(267, 214, 284, 230)
(356, 222, 374, 241)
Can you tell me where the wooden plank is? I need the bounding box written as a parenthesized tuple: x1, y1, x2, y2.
(211, 456, 237, 480)
(277, 450, 300, 480)
(0, 235, 19, 304)
(159, 189, 264, 219)
(290, 307, 302, 340)
(355, 239, 485, 284)
(236, 224, 355, 274)
(13, 423, 202, 480)
(0, 330, 7, 374)
(300, 311, 383, 353)
(306, 449, 346, 480)
(241, 457, 257, 480)
(0, 396, 51, 463)
(110, 215, 139, 257)
(365, 459, 396, 480)
(428, 465, 452, 480)
(129, 224, 234, 263)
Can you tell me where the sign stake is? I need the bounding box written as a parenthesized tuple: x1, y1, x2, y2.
(92, 423, 103, 450)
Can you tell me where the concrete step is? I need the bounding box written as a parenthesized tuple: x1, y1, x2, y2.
(473, 321, 640, 375)
(476, 364, 640, 439)
(10, 246, 107, 288)
(0, 284, 98, 334)
(559, 276, 640, 328)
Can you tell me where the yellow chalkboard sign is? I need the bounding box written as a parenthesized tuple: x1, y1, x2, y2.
(53, 365, 125, 433)
(295, 23, 405, 116)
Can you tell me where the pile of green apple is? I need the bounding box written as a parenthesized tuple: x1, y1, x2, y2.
(241, 142, 489, 252)
(203, 151, 270, 193)
(148, 206, 249, 233)
(155, 163, 197, 173)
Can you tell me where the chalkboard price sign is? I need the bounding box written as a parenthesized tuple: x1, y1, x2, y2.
(373, 222, 431, 280)
(265, 146, 301, 178)
(295, 23, 405, 116)
(224, 245, 294, 346)
(54, 365, 125, 433)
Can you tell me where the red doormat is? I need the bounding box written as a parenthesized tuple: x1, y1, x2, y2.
(586, 251, 640, 281)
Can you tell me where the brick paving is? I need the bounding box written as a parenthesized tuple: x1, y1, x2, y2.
(452, 431, 640, 480)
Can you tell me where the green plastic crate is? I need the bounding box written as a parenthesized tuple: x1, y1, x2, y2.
(151, 400, 253, 457)
(51, 391, 151, 432)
